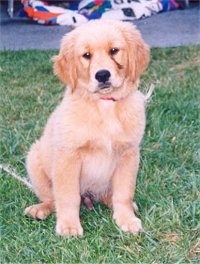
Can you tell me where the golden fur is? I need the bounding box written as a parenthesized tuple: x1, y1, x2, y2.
(24, 19, 150, 237)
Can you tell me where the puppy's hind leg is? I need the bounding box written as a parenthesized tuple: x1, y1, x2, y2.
(24, 142, 54, 220)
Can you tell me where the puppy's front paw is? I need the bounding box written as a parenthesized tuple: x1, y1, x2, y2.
(56, 219, 83, 237)
(113, 211, 142, 235)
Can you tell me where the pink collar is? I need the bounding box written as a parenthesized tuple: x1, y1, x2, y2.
(100, 97, 116, 102)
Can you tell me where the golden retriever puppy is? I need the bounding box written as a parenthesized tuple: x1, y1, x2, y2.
(24, 19, 150, 237)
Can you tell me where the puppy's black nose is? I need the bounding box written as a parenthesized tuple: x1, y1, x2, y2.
(95, 69, 111, 83)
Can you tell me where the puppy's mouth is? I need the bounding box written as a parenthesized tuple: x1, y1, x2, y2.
(96, 82, 113, 94)
(98, 82, 111, 90)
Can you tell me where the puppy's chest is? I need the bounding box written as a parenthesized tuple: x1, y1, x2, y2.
(65, 100, 142, 151)
(84, 109, 133, 153)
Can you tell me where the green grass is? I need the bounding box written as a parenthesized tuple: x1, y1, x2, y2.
(0, 46, 199, 263)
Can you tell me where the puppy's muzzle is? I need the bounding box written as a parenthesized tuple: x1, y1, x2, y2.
(95, 69, 111, 89)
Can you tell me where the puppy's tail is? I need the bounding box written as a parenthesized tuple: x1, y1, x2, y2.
(145, 84, 155, 105)
(0, 163, 33, 191)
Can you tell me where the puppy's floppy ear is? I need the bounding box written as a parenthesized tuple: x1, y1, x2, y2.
(52, 32, 77, 92)
(122, 22, 150, 83)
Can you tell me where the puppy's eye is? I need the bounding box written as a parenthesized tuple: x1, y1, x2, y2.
(109, 48, 119, 56)
(82, 52, 91, 60)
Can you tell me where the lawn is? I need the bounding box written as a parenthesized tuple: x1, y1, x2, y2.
(0, 46, 199, 263)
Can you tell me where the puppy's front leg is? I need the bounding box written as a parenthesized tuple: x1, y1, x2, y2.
(52, 151, 83, 237)
(112, 148, 142, 235)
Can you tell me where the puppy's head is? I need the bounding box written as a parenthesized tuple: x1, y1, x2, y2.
(53, 20, 149, 98)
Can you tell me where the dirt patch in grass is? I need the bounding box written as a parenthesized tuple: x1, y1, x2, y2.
(170, 55, 200, 71)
